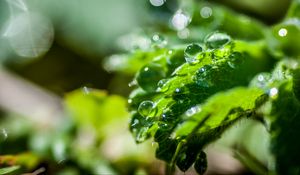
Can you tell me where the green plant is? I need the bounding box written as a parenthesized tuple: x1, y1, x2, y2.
(106, 0, 300, 174)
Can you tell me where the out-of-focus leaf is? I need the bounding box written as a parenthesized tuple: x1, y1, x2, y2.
(0, 165, 20, 175)
(268, 18, 300, 57)
(250, 59, 300, 175)
(64, 88, 128, 138)
(104, 47, 167, 75)
(0, 153, 40, 169)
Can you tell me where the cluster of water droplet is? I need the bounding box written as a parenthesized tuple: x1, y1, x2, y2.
(129, 31, 250, 157)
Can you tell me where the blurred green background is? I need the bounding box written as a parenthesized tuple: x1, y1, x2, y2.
(0, 0, 293, 174)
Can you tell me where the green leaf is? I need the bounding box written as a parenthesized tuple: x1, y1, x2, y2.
(64, 88, 128, 138)
(127, 32, 272, 174)
(173, 87, 265, 138)
(0, 166, 20, 175)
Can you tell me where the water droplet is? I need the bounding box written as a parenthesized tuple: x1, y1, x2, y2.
(82, 86, 90, 94)
(184, 43, 203, 64)
(128, 99, 133, 104)
(205, 32, 231, 49)
(128, 79, 137, 87)
(167, 49, 173, 55)
(171, 10, 191, 31)
(227, 52, 244, 68)
(173, 86, 189, 101)
(185, 106, 201, 117)
(193, 65, 213, 88)
(131, 119, 139, 127)
(269, 87, 278, 99)
(135, 127, 149, 143)
(166, 49, 185, 70)
(138, 101, 157, 117)
(149, 0, 165, 7)
(157, 79, 170, 92)
(137, 63, 165, 92)
(200, 6, 212, 19)
(250, 73, 271, 88)
(278, 28, 288, 37)
(161, 111, 175, 122)
(151, 34, 167, 48)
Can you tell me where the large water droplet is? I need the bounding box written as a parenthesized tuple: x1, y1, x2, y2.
(205, 32, 231, 49)
(138, 101, 157, 117)
(184, 43, 203, 64)
(166, 49, 185, 68)
(136, 63, 165, 92)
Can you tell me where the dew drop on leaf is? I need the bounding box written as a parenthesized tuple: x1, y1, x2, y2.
(166, 49, 185, 69)
(250, 73, 271, 88)
(269, 87, 279, 99)
(185, 106, 201, 117)
(135, 127, 149, 143)
(184, 43, 203, 64)
(157, 79, 170, 92)
(161, 111, 175, 122)
(193, 65, 213, 88)
(138, 100, 157, 117)
(136, 63, 165, 92)
(205, 32, 231, 49)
